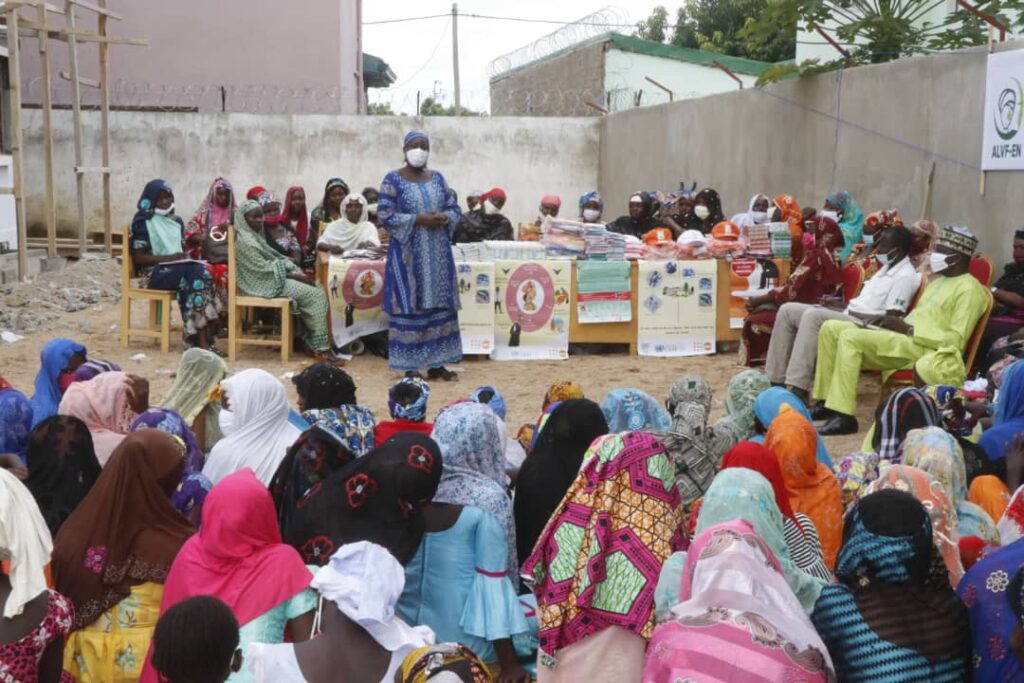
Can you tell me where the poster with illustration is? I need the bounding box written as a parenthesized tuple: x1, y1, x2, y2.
(456, 262, 496, 355)
(492, 260, 571, 361)
(327, 259, 388, 348)
(728, 258, 785, 329)
(637, 260, 717, 357)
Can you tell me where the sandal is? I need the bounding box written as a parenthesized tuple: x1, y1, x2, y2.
(317, 350, 348, 365)
(427, 367, 459, 382)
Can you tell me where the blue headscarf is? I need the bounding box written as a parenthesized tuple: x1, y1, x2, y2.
(132, 178, 173, 225)
(388, 377, 430, 422)
(578, 191, 603, 215)
(750, 387, 832, 468)
(601, 388, 671, 432)
(980, 360, 1024, 461)
(30, 337, 86, 428)
(825, 191, 864, 260)
(959, 537, 1024, 682)
(0, 389, 33, 463)
(471, 385, 506, 420)
(404, 130, 429, 147)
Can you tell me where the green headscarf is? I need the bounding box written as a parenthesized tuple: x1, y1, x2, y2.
(716, 370, 771, 439)
(232, 199, 295, 299)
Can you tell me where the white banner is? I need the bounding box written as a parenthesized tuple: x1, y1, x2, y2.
(637, 260, 717, 357)
(982, 49, 1024, 171)
(456, 262, 496, 355)
(491, 260, 571, 361)
(327, 259, 389, 348)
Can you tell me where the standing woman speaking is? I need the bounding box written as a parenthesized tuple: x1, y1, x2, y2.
(378, 131, 463, 381)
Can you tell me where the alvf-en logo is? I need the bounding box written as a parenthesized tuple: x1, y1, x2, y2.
(995, 77, 1024, 141)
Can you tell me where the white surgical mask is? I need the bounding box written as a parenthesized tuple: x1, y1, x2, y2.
(750, 210, 768, 224)
(155, 204, 175, 216)
(366, 203, 378, 214)
(694, 205, 710, 220)
(405, 148, 429, 168)
(582, 208, 601, 222)
(929, 252, 952, 273)
(876, 251, 889, 266)
(483, 200, 502, 216)
(863, 232, 875, 245)
(820, 210, 839, 222)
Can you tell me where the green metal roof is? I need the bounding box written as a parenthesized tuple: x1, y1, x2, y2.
(363, 53, 396, 88)
(605, 33, 774, 77)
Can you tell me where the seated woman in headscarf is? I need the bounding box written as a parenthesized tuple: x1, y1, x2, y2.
(160, 348, 228, 455)
(24, 415, 101, 537)
(751, 386, 832, 466)
(730, 193, 772, 232)
(524, 432, 683, 683)
(374, 377, 433, 446)
(713, 369, 771, 441)
(606, 191, 667, 239)
(765, 406, 844, 569)
(515, 380, 584, 451)
(959, 533, 1024, 681)
(773, 194, 804, 261)
(0, 469, 76, 683)
(281, 186, 316, 272)
(645, 519, 836, 683)
(56, 431, 195, 683)
(600, 388, 671, 433)
(292, 362, 376, 456)
(72, 359, 121, 384)
(269, 426, 354, 533)
(691, 188, 725, 235)
(397, 405, 530, 679)
(513, 399, 608, 563)
(202, 369, 301, 486)
(57, 371, 149, 466)
(577, 191, 604, 224)
(317, 193, 381, 255)
(740, 216, 844, 366)
(130, 179, 224, 352)
(140, 469, 317, 683)
(233, 200, 341, 361)
(262, 193, 305, 270)
(30, 338, 86, 430)
(185, 177, 234, 308)
(821, 190, 864, 261)
(452, 188, 514, 243)
(0, 386, 32, 467)
(813, 489, 971, 682)
(308, 178, 349, 249)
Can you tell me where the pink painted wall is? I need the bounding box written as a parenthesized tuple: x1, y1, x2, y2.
(16, 0, 363, 114)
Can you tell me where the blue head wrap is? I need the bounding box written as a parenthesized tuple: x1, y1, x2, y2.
(404, 130, 429, 147)
(601, 388, 671, 432)
(132, 178, 173, 224)
(30, 337, 86, 428)
(388, 377, 430, 422)
(996, 360, 1024, 424)
(750, 387, 832, 468)
(578, 191, 603, 213)
(471, 385, 507, 420)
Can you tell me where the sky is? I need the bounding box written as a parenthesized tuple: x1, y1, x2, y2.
(362, 1, 667, 115)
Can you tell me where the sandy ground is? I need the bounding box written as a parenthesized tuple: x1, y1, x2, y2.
(0, 261, 879, 458)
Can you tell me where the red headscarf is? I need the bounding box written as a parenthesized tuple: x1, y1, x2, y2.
(480, 188, 507, 204)
(282, 186, 309, 244)
(246, 186, 269, 202)
(721, 441, 801, 530)
(0, 376, 11, 391)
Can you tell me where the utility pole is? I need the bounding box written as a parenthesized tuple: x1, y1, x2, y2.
(452, 2, 461, 113)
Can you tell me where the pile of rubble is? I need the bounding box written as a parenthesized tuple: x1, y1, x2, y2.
(0, 256, 121, 334)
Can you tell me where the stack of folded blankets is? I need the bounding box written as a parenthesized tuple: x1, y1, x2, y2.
(624, 235, 645, 261)
(542, 218, 587, 259)
(745, 224, 773, 258)
(484, 240, 546, 261)
(769, 223, 792, 258)
(452, 242, 488, 262)
(340, 246, 388, 260)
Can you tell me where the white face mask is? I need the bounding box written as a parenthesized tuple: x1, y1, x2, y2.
(155, 204, 175, 216)
(694, 205, 710, 220)
(820, 210, 840, 222)
(483, 199, 502, 216)
(366, 203, 378, 215)
(750, 211, 768, 224)
(405, 148, 429, 168)
(929, 252, 952, 273)
(582, 208, 601, 222)
(863, 232, 875, 245)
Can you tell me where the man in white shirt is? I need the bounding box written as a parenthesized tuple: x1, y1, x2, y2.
(765, 226, 920, 400)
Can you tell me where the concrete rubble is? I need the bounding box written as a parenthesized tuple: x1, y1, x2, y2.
(0, 256, 121, 334)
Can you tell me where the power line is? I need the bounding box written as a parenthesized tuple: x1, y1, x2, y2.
(365, 11, 637, 28)
(389, 18, 452, 89)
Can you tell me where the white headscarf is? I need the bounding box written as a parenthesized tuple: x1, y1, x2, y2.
(0, 469, 52, 618)
(317, 194, 381, 252)
(731, 193, 771, 229)
(311, 541, 434, 651)
(202, 369, 300, 485)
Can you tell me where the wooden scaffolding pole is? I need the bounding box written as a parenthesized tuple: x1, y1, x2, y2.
(6, 10, 29, 279)
(64, 0, 87, 255)
(36, 0, 57, 256)
(97, 0, 110, 251)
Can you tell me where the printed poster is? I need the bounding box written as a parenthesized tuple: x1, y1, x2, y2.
(576, 261, 632, 323)
(456, 262, 496, 355)
(637, 260, 717, 357)
(981, 49, 1024, 170)
(492, 260, 571, 361)
(728, 258, 785, 329)
(327, 259, 388, 348)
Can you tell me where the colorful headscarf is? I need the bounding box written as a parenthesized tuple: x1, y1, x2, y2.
(388, 377, 430, 422)
(431, 402, 516, 578)
(397, 642, 492, 683)
(132, 178, 174, 224)
(0, 389, 33, 463)
(404, 130, 429, 147)
(751, 386, 831, 467)
(24, 415, 101, 537)
(72, 359, 121, 384)
(833, 451, 881, 511)
(864, 209, 904, 231)
(766, 406, 844, 569)
(998, 485, 1024, 546)
(968, 475, 1011, 524)
(873, 387, 942, 461)
(900, 427, 967, 503)
(601, 388, 671, 432)
(773, 194, 804, 245)
(470, 385, 506, 420)
(665, 375, 712, 416)
(30, 338, 86, 429)
(524, 432, 684, 659)
(867, 464, 963, 588)
(269, 425, 355, 533)
(301, 405, 376, 457)
(189, 177, 235, 233)
(161, 348, 228, 426)
(57, 371, 138, 466)
(824, 190, 864, 260)
(281, 185, 309, 244)
(578, 191, 603, 216)
(721, 442, 801, 528)
(958, 536, 1024, 682)
(717, 370, 771, 440)
(545, 380, 583, 406)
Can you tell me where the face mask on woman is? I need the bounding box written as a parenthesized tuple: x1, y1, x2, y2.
(694, 205, 710, 220)
(582, 208, 601, 222)
(750, 211, 768, 224)
(405, 148, 429, 168)
(155, 204, 175, 217)
(820, 210, 839, 222)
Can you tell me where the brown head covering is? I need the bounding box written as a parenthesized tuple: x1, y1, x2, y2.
(53, 430, 195, 630)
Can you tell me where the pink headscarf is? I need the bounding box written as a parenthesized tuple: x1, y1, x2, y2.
(57, 372, 137, 465)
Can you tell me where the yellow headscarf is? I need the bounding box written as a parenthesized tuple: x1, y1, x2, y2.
(397, 642, 492, 683)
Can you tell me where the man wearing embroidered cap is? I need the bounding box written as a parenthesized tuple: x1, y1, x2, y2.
(814, 225, 990, 435)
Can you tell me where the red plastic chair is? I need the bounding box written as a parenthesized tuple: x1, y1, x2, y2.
(969, 254, 995, 288)
(842, 262, 865, 304)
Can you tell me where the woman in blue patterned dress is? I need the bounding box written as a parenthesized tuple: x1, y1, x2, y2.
(378, 131, 463, 381)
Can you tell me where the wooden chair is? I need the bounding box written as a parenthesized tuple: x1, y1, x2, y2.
(119, 225, 175, 353)
(841, 262, 865, 304)
(227, 225, 293, 362)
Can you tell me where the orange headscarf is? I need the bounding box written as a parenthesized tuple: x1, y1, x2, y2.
(765, 405, 843, 569)
(773, 194, 803, 262)
(968, 475, 1011, 524)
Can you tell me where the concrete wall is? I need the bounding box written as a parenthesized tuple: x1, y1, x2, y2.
(600, 41, 1024, 256)
(603, 49, 758, 112)
(15, 0, 362, 114)
(490, 42, 606, 117)
(20, 111, 601, 235)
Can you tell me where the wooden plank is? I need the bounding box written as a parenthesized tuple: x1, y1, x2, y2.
(74, 165, 112, 173)
(64, 0, 87, 256)
(14, 19, 146, 44)
(37, 0, 57, 257)
(0, 187, 13, 195)
(59, 69, 99, 87)
(98, 0, 111, 252)
(0, 0, 65, 12)
(67, 0, 120, 20)
(6, 9, 29, 280)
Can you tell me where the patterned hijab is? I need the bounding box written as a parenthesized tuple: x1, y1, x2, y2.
(190, 177, 235, 232)
(544, 380, 584, 406)
(269, 425, 355, 533)
(665, 375, 712, 416)
(388, 377, 430, 422)
(397, 642, 492, 682)
(0, 389, 33, 463)
(523, 432, 684, 659)
(72, 359, 121, 384)
(873, 387, 942, 461)
(834, 452, 881, 512)
(160, 348, 228, 425)
(283, 433, 442, 567)
(24, 415, 101, 537)
(53, 431, 195, 630)
(601, 388, 671, 432)
(718, 370, 771, 439)
(958, 536, 1024, 682)
(824, 190, 865, 260)
(430, 402, 516, 579)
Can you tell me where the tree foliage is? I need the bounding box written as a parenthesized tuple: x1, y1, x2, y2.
(635, 5, 671, 42)
(418, 97, 483, 117)
(367, 102, 395, 116)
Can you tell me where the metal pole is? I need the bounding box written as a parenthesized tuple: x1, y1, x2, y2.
(452, 3, 460, 113)
(65, 0, 87, 256)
